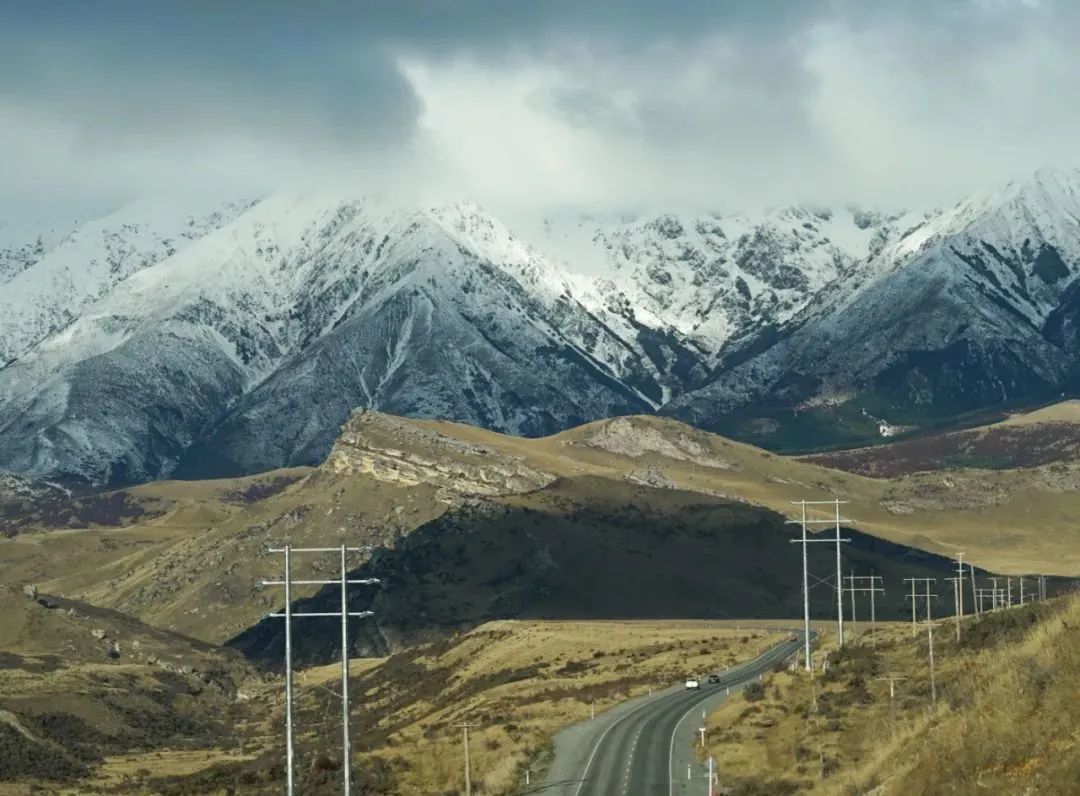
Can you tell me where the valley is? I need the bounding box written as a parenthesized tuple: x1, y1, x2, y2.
(8, 5, 1080, 792)
(2, 402, 1079, 793)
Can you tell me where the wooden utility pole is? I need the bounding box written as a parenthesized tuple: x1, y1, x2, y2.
(928, 624, 938, 704)
(455, 722, 478, 796)
(875, 674, 908, 726)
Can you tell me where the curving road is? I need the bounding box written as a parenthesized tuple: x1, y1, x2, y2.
(535, 630, 807, 796)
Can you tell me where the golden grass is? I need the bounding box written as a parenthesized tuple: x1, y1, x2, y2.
(699, 596, 1080, 793)
(842, 595, 1080, 793)
(290, 619, 788, 795)
(5, 410, 1080, 653)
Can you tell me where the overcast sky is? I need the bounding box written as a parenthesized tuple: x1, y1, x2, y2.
(2, 0, 1078, 221)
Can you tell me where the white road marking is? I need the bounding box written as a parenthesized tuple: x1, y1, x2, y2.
(573, 689, 671, 796)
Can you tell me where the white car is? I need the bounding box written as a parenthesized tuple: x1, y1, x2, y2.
(685, 677, 700, 690)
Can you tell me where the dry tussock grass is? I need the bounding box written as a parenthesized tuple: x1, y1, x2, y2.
(335, 620, 785, 794)
(843, 593, 1080, 793)
(702, 596, 1080, 794)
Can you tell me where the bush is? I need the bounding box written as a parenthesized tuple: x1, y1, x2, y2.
(743, 681, 766, 702)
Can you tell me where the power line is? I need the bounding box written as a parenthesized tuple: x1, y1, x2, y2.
(262, 544, 380, 796)
(788, 499, 852, 669)
(845, 574, 884, 643)
(903, 577, 939, 704)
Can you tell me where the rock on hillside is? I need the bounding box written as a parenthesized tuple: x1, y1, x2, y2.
(326, 410, 557, 496)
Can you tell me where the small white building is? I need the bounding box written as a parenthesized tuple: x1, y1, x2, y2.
(878, 421, 900, 437)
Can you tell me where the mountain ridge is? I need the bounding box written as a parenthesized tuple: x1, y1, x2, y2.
(3, 168, 1080, 484)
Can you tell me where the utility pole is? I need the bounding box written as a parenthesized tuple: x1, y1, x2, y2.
(455, 722, 478, 796)
(928, 623, 938, 705)
(788, 500, 851, 665)
(905, 577, 917, 636)
(955, 553, 965, 621)
(339, 546, 352, 794)
(262, 545, 379, 796)
(1006, 577, 1013, 608)
(969, 561, 980, 617)
(904, 578, 939, 704)
(903, 577, 936, 636)
(945, 577, 962, 642)
(832, 500, 845, 648)
(284, 545, 294, 796)
(846, 574, 884, 643)
(867, 575, 882, 641)
(1019, 576, 1025, 606)
(848, 570, 857, 632)
(707, 755, 715, 796)
(875, 674, 908, 726)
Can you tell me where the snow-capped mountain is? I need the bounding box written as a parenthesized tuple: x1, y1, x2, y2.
(666, 168, 1080, 444)
(0, 198, 255, 366)
(3, 167, 1080, 484)
(528, 206, 907, 355)
(0, 193, 697, 483)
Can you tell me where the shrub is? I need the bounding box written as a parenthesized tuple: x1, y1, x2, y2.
(743, 681, 766, 702)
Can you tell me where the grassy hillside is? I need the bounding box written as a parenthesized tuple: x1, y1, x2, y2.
(3, 409, 1080, 653)
(150, 620, 788, 795)
(698, 593, 1080, 793)
(802, 399, 1080, 477)
(0, 586, 264, 793)
(229, 476, 997, 668)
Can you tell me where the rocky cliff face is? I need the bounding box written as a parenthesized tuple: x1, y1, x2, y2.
(325, 411, 556, 497)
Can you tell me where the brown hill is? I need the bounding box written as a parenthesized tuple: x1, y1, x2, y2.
(802, 399, 1080, 477)
(0, 585, 262, 790)
(3, 410, 1080, 652)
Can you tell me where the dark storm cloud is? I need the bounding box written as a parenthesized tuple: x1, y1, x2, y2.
(1, 0, 1077, 216)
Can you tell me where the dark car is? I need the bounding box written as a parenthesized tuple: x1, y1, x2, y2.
(707, 673, 721, 684)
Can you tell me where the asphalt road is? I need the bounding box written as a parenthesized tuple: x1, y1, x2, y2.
(535, 630, 807, 796)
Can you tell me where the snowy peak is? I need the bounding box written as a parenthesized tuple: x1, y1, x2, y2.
(6, 168, 1080, 483)
(0, 197, 255, 366)
(532, 204, 903, 352)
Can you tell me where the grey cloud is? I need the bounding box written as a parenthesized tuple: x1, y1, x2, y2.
(1, 0, 1078, 219)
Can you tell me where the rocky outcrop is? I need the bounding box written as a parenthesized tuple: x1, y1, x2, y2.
(570, 416, 737, 470)
(325, 410, 557, 497)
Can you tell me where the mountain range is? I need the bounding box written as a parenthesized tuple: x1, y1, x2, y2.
(2, 167, 1080, 485)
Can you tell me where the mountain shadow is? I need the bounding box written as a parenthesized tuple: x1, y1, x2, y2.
(228, 477, 1069, 669)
